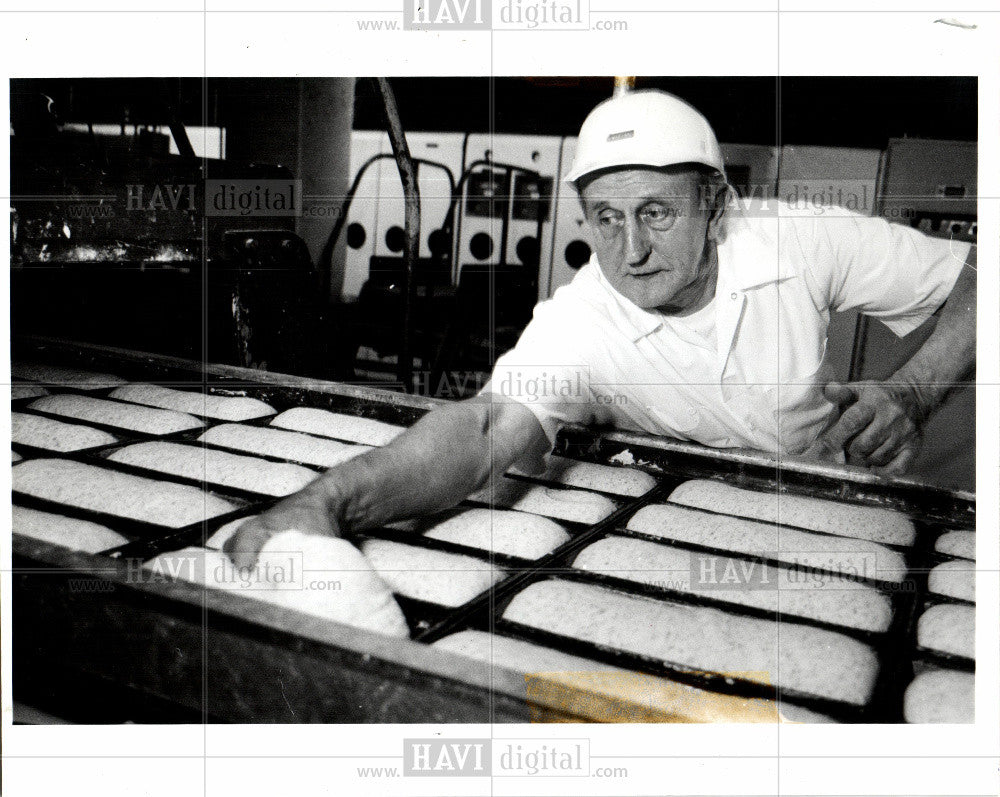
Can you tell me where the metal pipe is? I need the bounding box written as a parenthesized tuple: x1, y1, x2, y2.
(374, 77, 421, 392)
(158, 78, 196, 159)
(613, 76, 635, 97)
(319, 153, 454, 286)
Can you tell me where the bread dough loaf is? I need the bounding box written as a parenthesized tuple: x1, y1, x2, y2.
(107, 442, 317, 497)
(928, 560, 975, 603)
(935, 530, 975, 561)
(434, 628, 616, 673)
(627, 502, 907, 585)
(669, 479, 916, 547)
(270, 407, 405, 446)
(502, 579, 879, 706)
(433, 629, 836, 723)
(29, 394, 203, 435)
(13, 505, 129, 553)
(12, 362, 125, 390)
(110, 384, 275, 421)
(903, 669, 974, 723)
(572, 535, 893, 633)
(917, 604, 974, 660)
(13, 458, 237, 527)
(256, 532, 409, 636)
(199, 423, 370, 468)
(360, 539, 502, 606)
(13, 411, 118, 452)
(470, 480, 617, 525)
(144, 536, 409, 637)
(510, 456, 657, 497)
(422, 508, 570, 560)
(11, 384, 49, 400)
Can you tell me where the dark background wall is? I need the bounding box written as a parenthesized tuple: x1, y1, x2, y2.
(12, 76, 977, 148)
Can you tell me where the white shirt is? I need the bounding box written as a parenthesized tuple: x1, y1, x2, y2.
(485, 200, 970, 456)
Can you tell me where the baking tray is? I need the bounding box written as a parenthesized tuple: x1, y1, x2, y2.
(12, 400, 214, 441)
(554, 425, 975, 528)
(12, 459, 256, 545)
(435, 571, 873, 723)
(10, 336, 977, 722)
(419, 521, 921, 723)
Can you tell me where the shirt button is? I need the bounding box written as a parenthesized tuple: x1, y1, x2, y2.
(730, 292, 738, 300)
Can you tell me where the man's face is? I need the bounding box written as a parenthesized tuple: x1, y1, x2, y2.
(580, 167, 722, 314)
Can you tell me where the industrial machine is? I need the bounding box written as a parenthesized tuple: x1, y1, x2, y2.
(546, 137, 593, 298)
(341, 130, 386, 301)
(10, 92, 332, 379)
(370, 131, 465, 277)
(457, 133, 561, 309)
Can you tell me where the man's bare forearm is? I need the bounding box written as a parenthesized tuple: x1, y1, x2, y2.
(291, 397, 548, 534)
(891, 246, 977, 420)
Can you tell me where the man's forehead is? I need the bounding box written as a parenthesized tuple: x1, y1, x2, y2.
(579, 166, 699, 203)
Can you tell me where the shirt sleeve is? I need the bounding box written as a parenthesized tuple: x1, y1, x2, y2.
(792, 207, 971, 337)
(480, 298, 602, 448)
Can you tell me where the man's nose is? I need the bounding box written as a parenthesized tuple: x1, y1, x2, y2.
(623, 216, 651, 266)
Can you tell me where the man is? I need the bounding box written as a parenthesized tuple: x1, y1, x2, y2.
(227, 89, 975, 565)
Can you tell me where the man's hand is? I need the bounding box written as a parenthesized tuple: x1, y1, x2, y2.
(803, 380, 923, 475)
(223, 483, 339, 570)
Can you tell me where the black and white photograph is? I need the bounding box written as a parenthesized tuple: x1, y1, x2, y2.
(2, 6, 998, 797)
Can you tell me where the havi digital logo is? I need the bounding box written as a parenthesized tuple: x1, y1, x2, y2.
(403, 738, 491, 776)
(403, 0, 491, 30)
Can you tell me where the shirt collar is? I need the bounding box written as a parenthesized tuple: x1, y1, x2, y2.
(721, 201, 796, 290)
(586, 258, 665, 342)
(583, 201, 794, 344)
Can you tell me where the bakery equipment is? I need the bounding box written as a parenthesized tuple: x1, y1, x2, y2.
(457, 133, 562, 306)
(546, 137, 592, 298)
(11, 336, 974, 723)
(10, 129, 331, 376)
(341, 130, 386, 300)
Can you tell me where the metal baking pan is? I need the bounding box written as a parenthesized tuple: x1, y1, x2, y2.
(454, 571, 873, 723)
(9, 336, 978, 723)
(554, 425, 975, 527)
(12, 401, 217, 443)
(11, 536, 543, 723)
(549, 529, 916, 643)
(12, 455, 255, 543)
(157, 412, 375, 472)
(83, 440, 320, 504)
(607, 520, 914, 592)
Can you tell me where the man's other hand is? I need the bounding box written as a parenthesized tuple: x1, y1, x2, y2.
(223, 484, 338, 570)
(803, 380, 922, 475)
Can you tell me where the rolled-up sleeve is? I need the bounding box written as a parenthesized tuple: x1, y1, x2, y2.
(797, 208, 970, 337)
(480, 300, 601, 447)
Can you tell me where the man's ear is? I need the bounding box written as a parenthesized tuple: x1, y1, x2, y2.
(705, 185, 728, 242)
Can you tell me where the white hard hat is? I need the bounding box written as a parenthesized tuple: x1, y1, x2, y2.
(564, 89, 726, 185)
